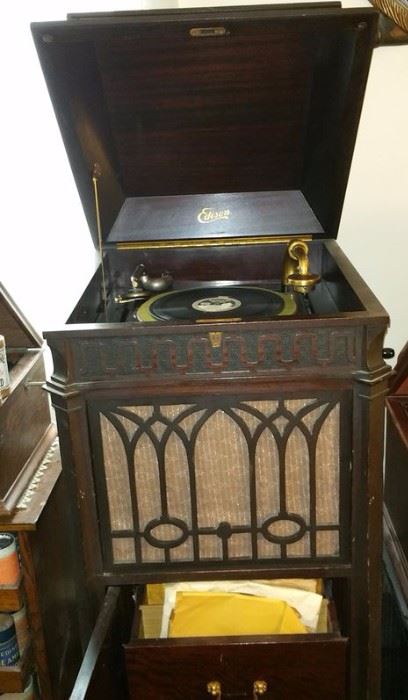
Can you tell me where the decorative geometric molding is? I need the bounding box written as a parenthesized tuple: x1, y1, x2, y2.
(73, 328, 358, 381)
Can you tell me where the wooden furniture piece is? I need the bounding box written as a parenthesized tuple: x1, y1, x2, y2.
(125, 590, 347, 699)
(384, 342, 408, 605)
(382, 342, 408, 698)
(0, 287, 87, 699)
(0, 442, 88, 700)
(382, 540, 408, 699)
(0, 283, 56, 516)
(31, 4, 390, 698)
(0, 442, 61, 698)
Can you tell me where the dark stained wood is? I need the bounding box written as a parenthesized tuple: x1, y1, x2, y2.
(69, 588, 120, 700)
(0, 282, 42, 349)
(67, 3, 343, 21)
(302, 14, 377, 237)
(31, 6, 377, 246)
(69, 587, 131, 700)
(0, 440, 91, 700)
(106, 191, 324, 246)
(349, 353, 388, 697)
(389, 340, 408, 394)
(95, 22, 313, 196)
(0, 351, 54, 515)
(25, 466, 96, 700)
(5, 448, 61, 530)
(384, 507, 408, 610)
(384, 339, 408, 601)
(31, 5, 388, 699)
(382, 340, 408, 697)
(387, 396, 408, 450)
(384, 401, 408, 565)
(42, 239, 389, 700)
(0, 284, 56, 516)
(45, 245, 389, 700)
(70, 585, 347, 700)
(0, 445, 61, 698)
(126, 634, 347, 699)
(18, 532, 53, 700)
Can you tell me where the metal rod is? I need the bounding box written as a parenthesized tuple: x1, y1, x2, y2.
(92, 164, 108, 320)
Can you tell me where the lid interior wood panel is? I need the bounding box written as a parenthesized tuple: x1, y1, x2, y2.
(31, 5, 377, 247)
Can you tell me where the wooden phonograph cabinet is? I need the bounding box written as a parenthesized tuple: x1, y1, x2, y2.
(32, 4, 390, 699)
(384, 343, 408, 605)
(382, 342, 408, 698)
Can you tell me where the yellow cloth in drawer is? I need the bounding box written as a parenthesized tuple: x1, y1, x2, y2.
(168, 591, 307, 638)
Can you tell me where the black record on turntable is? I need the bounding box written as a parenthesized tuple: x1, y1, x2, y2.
(136, 286, 297, 322)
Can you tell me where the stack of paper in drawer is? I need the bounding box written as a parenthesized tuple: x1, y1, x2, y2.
(139, 579, 327, 638)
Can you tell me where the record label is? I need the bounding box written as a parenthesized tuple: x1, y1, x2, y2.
(191, 295, 242, 313)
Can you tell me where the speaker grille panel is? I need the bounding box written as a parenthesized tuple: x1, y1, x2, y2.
(91, 395, 349, 569)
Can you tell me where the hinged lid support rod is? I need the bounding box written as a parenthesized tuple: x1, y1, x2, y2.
(92, 164, 108, 319)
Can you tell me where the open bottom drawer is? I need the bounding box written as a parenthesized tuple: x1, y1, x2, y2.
(69, 585, 348, 700)
(125, 591, 348, 699)
(125, 635, 347, 699)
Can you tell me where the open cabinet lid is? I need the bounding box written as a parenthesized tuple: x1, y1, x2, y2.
(31, 3, 377, 250)
(0, 283, 43, 349)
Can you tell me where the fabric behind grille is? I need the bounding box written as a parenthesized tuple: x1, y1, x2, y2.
(99, 400, 340, 565)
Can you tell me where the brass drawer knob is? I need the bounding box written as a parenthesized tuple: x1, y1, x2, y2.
(207, 680, 222, 698)
(253, 680, 268, 697)
(206, 679, 267, 698)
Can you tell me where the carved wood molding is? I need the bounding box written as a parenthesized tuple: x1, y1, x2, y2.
(69, 329, 359, 382)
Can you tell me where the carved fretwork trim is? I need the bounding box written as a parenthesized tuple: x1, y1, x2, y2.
(87, 393, 351, 572)
(72, 328, 358, 380)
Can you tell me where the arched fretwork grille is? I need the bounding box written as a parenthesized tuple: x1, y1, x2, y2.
(88, 394, 350, 570)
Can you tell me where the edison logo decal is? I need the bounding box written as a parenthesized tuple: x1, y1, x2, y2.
(197, 207, 231, 224)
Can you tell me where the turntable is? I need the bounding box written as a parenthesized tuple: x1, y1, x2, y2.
(136, 285, 297, 322)
(32, 4, 390, 698)
(113, 240, 314, 322)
